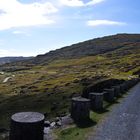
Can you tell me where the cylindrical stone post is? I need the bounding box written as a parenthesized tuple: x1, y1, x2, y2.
(123, 82, 129, 91)
(10, 112, 45, 140)
(112, 86, 121, 97)
(89, 92, 104, 111)
(104, 88, 114, 102)
(129, 80, 134, 88)
(120, 83, 126, 94)
(71, 97, 90, 122)
(125, 80, 132, 90)
(131, 78, 139, 86)
(136, 78, 140, 83)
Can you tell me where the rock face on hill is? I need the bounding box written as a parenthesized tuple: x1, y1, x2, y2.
(31, 33, 140, 64)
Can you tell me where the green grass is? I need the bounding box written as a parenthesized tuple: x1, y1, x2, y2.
(55, 111, 103, 140)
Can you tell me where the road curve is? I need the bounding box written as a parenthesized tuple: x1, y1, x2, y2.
(88, 82, 140, 140)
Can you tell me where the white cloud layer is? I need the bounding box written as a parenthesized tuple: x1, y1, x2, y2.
(12, 30, 31, 36)
(12, 30, 26, 35)
(0, 0, 58, 30)
(59, 0, 84, 7)
(87, 20, 126, 26)
(59, 0, 105, 7)
(86, 0, 105, 6)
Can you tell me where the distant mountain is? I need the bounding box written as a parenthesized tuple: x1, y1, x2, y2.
(0, 57, 33, 65)
(31, 33, 140, 65)
(2, 33, 140, 67)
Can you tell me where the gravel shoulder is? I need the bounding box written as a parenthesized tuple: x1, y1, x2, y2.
(88, 82, 140, 140)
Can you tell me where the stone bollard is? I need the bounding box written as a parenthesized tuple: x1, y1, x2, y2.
(104, 88, 114, 102)
(112, 85, 121, 97)
(71, 97, 90, 122)
(127, 78, 139, 88)
(128, 80, 134, 88)
(89, 92, 104, 111)
(120, 83, 126, 94)
(127, 80, 134, 89)
(123, 82, 130, 91)
(122, 81, 129, 91)
(124, 79, 137, 90)
(132, 78, 139, 86)
(136, 78, 140, 83)
(10, 112, 45, 140)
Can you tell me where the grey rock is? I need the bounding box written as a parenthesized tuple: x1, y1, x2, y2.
(44, 127, 50, 134)
(44, 121, 51, 127)
(50, 122, 56, 128)
(56, 121, 62, 127)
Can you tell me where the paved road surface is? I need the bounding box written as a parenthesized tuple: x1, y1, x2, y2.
(88, 82, 140, 140)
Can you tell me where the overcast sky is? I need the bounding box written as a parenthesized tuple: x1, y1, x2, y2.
(0, 0, 140, 57)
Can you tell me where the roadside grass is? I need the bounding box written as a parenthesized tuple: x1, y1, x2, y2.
(55, 111, 103, 140)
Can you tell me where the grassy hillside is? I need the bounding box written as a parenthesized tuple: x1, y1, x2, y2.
(33, 33, 140, 64)
(0, 33, 140, 130)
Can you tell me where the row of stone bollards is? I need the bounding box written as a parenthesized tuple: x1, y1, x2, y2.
(9, 78, 140, 140)
(71, 78, 140, 122)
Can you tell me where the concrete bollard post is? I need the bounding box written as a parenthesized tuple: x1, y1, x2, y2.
(128, 80, 134, 89)
(89, 92, 104, 111)
(71, 97, 90, 122)
(122, 81, 130, 91)
(10, 112, 45, 140)
(123, 82, 129, 91)
(128, 80, 134, 88)
(112, 86, 121, 97)
(120, 83, 126, 94)
(132, 78, 139, 86)
(104, 88, 114, 102)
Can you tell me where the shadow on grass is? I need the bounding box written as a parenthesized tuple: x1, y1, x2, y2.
(104, 100, 120, 109)
(93, 108, 109, 114)
(76, 119, 97, 128)
(90, 100, 121, 115)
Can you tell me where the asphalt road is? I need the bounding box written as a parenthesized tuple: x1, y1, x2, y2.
(88, 82, 140, 140)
